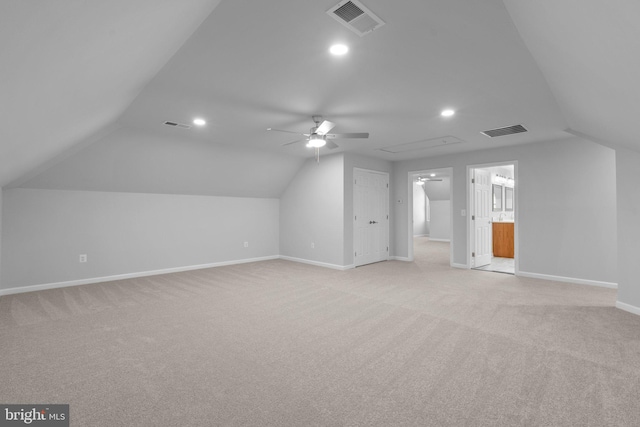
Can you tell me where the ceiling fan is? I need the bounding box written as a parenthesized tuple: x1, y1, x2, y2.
(267, 115, 369, 162)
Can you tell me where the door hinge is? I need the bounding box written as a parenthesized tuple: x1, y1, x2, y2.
(472, 215, 475, 220)
(355, 215, 357, 220)
(386, 215, 388, 219)
(386, 246, 388, 251)
(355, 251, 357, 257)
(472, 178, 475, 184)
(472, 252, 475, 257)
(386, 183, 389, 188)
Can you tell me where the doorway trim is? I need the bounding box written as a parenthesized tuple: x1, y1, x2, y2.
(466, 161, 519, 274)
(407, 167, 454, 265)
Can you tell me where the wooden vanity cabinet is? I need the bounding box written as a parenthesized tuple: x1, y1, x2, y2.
(492, 222, 514, 258)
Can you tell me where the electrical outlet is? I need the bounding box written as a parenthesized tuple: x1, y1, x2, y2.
(311, 242, 315, 249)
(244, 242, 249, 248)
(79, 254, 87, 263)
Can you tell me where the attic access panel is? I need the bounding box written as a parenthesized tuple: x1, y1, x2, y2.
(380, 136, 464, 153)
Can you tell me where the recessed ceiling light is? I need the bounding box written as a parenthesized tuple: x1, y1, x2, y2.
(193, 118, 206, 126)
(441, 109, 455, 117)
(329, 44, 349, 56)
(430, 173, 436, 177)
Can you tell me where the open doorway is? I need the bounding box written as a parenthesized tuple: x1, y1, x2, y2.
(468, 162, 517, 275)
(408, 168, 453, 265)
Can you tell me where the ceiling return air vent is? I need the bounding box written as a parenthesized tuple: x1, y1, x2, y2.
(481, 124, 528, 138)
(163, 121, 191, 130)
(327, 0, 385, 37)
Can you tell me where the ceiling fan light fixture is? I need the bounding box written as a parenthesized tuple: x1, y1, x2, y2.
(307, 134, 327, 148)
(193, 118, 206, 126)
(441, 109, 455, 117)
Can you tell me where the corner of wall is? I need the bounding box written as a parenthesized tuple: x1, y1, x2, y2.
(615, 146, 640, 312)
(279, 154, 346, 266)
(0, 187, 3, 290)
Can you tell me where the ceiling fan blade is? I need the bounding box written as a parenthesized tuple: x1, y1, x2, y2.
(315, 120, 336, 135)
(267, 128, 306, 136)
(281, 139, 305, 146)
(326, 132, 369, 139)
(326, 141, 339, 150)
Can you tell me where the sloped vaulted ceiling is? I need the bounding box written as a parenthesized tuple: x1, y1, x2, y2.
(0, 0, 223, 187)
(8, 0, 635, 196)
(504, 0, 640, 151)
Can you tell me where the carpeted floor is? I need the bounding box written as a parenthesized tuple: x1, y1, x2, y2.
(1, 237, 639, 426)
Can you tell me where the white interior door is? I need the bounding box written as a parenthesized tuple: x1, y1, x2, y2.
(354, 169, 389, 267)
(473, 169, 492, 267)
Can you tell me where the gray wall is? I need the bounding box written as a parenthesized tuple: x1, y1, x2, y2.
(279, 154, 345, 267)
(616, 147, 640, 309)
(13, 126, 305, 198)
(392, 136, 617, 283)
(1, 188, 279, 289)
(0, 188, 3, 289)
(429, 200, 451, 241)
(423, 177, 451, 201)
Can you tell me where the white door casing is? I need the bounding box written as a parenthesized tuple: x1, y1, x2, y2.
(354, 169, 389, 267)
(473, 169, 492, 267)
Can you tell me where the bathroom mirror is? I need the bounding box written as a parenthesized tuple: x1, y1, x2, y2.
(492, 184, 503, 211)
(505, 187, 514, 211)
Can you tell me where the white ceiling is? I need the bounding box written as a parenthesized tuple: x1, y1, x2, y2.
(122, 0, 567, 160)
(0, 0, 222, 187)
(2, 0, 638, 189)
(504, 0, 640, 152)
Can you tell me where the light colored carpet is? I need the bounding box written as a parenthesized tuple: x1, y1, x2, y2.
(1, 237, 639, 426)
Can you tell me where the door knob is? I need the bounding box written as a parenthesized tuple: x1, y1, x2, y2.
(370, 220, 378, 224)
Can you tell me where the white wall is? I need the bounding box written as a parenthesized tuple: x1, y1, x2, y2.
(429, 200, 450, 241)
(279, 154, 345, 267)
(616, 147, 640, 311)
(1, 188, 279, 290)
(412, 182, 427, 236)
(12, 127, 305, 198)
(392, 136, 617, 284)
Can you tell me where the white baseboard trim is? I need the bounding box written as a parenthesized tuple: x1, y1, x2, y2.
(451, 263, 468, 269)
(0, 255, 280, 297)
(390, 256, 412, 262)
(413, 234, 429, 237)
(616, 301, 640, 316)
(279, 256, 354, 271)
(517, 271, 617, 289)
(428, 238, 451, 242)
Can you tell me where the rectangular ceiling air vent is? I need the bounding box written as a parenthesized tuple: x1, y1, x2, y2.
(327, 0, 385, 37)
(163, 121, 191, 129)
(481, 124, 527, 138)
